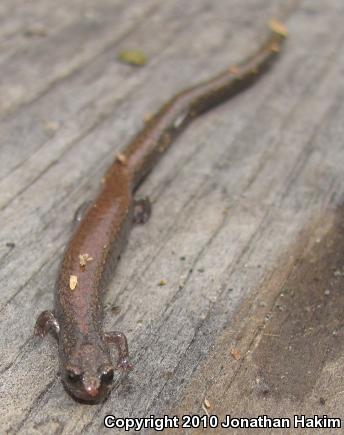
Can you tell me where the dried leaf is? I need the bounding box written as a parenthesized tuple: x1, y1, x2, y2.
(230, 348, 241, 360)
(202, 403, 210, 416)
(118, 50, 147, 66)
(203, 398, 211, 409)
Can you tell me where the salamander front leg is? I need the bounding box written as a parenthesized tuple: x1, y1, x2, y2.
(104, 331, 133, 371)
(133, 197, 151, 224)
(34, 310, 60, 339)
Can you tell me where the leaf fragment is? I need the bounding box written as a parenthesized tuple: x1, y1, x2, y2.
(118, 50, 147, 66)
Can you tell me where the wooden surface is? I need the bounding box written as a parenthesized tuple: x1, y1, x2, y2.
(1, 0, 344, 433)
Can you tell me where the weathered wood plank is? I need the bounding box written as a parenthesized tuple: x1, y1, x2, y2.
(0, 0, 113, 45)
(0, 0, 228, 198)
(1, 0, 344, 434)
(0, 0, 159, 116)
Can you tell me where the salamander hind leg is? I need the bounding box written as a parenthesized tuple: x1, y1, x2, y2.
(104, 331, 133, 371)
(34, 310, 60, 339)
(133, 197, 151, 224)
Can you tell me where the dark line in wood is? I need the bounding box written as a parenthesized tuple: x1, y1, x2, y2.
(0, 339, 33, 375)
(161, 211, 273, 410)
(279, 100, 341, 204)
(0, 0, 193, 185)
(0, 114, 110, 211)
(0, 243, 64, 315)
(146, 312, 214, 415)
(11, 378, 58, 434)
(0, 2, 161, 121)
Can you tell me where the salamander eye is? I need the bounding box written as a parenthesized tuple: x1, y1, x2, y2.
(101, 368, 114, 384)
(66, 368, 82, 383)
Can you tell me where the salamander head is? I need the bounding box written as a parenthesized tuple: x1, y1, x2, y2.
(62, 343, 114, 403)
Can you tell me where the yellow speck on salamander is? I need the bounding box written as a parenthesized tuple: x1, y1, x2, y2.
(116, 153, 127, 165)
(268, 19, 288, 38)
(79, 253, 93, 267)
(143, 113, 154, 123)
(269, 42, 281, 53)
(229, 64, 240, 75)
(70, 275, 78, 290)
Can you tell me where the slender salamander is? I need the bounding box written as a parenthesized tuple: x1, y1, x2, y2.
(34, 20, 287, 403)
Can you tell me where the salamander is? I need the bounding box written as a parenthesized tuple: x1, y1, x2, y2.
(34, 20, 287, 403)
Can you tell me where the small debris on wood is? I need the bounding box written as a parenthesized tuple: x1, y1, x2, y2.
(229, 348, 241, 360)
(84, 9, 98, 21)
(179, 280, 185, 290)
(79, 253, 93, 267)
(110, 305, 121, 315)
(202, 397, 211, 416)
(203, 397, 211, 409)
(44, 121, 60, 136)
(333, 268, 344, 277)
(319, 397, 326, 405)
(202, 404, 209, 416)
(24, 25, 48, 38)
(162, 371, 174, 380)
(69, 275, 78, 290)
(118, 50, 148, 66)
(255, 377, 270, 396)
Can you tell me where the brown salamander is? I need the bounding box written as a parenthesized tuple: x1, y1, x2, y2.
(34, 20, 287, 403)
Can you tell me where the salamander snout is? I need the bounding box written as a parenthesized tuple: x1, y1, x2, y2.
(63, 363, 115, 403)
(62, 343, 116, 403)
(82, 364, 114, 400)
